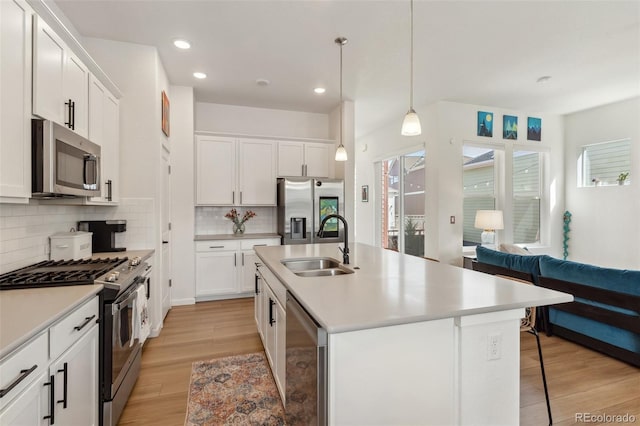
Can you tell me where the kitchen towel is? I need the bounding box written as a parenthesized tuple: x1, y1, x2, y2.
(131, 284, 150, 346)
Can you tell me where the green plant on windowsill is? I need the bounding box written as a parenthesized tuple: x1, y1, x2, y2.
(617, 172, 629, 185)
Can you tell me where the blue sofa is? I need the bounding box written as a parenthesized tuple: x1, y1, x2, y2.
(475, 246, 640, 367)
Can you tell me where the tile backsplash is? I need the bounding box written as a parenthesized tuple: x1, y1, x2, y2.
(195, 206, 276, 235)
(0, 198, 155, 274)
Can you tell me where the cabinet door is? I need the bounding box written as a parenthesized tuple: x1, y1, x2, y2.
(254, 272, 263, 340)
(195, 251, 238, 296)
(238, 139, 276, 205)
(88, 74, 105, 145)
(304, 142, 330, 178)
(64, 52, 89, 138)
(33, 15, 65, 125)
(240, 250, 257, 293)
(196, 136, 236, 205)
(0, 371, 48, 426)
(263, 286, 277, 370)
(0, 0, 32, 200)
(274, 299, 286, 399)
(277, 142, 304, 177)
(51, 323, 98, 426)
(103, 92, 120, 203)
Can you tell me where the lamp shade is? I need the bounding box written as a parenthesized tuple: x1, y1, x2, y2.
(401, 109, 422, 136)
(474, 210, 504, 231)
(335, 145, 348, 161)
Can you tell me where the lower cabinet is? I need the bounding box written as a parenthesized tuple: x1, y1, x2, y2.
(255, 264, 286, 401)
(195, 238, 280, 299)
(0, 296, 99, 425)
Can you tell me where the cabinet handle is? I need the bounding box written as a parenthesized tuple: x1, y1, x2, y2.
(234, 253, 237, 267)
(71, 100, 75, 130)
(242, 252, 245, 266)
(106, 179, 113, 202)
(269, 298, 276, 326)
(240, 191, 243, 204)
(57, 362, 68, 408)
(43, 374, 55, 424)
(254, 273, 260, 295)
(232, 191, 235, 204)
(253, 244, 267, 247)
(146, 277, 151, 299)
(65, 99, 73, 129)
(209, 245, 224, 249)
(73, 314, 96, 331)
(0, 364, 37, 398)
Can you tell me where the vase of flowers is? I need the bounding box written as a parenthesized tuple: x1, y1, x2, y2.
(225, 208, 256, 235)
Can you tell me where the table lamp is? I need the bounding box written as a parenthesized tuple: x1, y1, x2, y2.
(474, 210, 504, 248)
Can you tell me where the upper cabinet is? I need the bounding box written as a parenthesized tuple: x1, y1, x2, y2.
(196, 135, 277, 206)
(278, 141, 330, 178)
(88, 75, 120, 204)
(33, 15, 89, 138)
(0, 0, 33, 202)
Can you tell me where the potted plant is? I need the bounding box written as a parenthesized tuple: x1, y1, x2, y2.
(617, 172, 629, 185)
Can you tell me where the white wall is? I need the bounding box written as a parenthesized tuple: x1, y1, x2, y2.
(355, 101, 565, 265)
(564, 97, 640, 269)
(169, 86, 195, 305)
(196, 102, 329, 139)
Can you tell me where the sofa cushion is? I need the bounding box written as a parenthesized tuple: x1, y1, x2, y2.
(475, 245, 542, 283)
(539, 256, 640, 297)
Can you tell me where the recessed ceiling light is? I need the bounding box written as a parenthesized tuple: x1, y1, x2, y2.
(193, 72, 207, 79)
(173, 39, 191, 49)
(314, 87, 326, 94)
(256, 78, 270, 87)
(536, 75, 552, 84)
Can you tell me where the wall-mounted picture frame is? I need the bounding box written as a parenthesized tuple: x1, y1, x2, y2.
(477, 111, 493, 137)
(361, 185, 369, 202)
(161, 90, 170, 137)
(527, 117, 541, 141)
(503, 115, 518, 140)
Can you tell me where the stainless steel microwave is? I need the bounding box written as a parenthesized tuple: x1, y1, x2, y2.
(32, 119, 101, 198)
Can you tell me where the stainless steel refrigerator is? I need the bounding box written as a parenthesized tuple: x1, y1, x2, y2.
(277, 177, 344, 245)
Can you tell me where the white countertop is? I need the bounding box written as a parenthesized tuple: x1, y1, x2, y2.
(195, 233, 281, 241)
(255, 243, 574, 333)
(0, 285, 102, 359)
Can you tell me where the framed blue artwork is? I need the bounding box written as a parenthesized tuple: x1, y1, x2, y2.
(477, 111, 493, 137)
(527, 117, 542, 141)
(503, 115, 518, 140)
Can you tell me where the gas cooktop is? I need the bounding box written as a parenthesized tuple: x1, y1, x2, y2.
(0, 258, 128, 290)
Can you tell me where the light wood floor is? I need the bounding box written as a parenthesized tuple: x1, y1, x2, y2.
(118, 298, 639, 426)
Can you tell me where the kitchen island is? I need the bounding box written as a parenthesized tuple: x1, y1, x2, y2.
(255, 242, 573, 426)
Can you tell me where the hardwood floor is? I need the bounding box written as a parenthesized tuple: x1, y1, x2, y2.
(118, 298, 639, 425)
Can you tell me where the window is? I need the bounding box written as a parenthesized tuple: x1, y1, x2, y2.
(580, 138, 631, 187)
(513, 150, 541, 244)
(463, 146, 496, 246)
(380, 150, 425, 257)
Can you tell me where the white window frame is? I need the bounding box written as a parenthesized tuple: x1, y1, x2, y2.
(578, 138, 631, 187)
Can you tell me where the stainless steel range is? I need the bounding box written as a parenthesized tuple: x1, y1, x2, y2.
(0, 256, 152, 426)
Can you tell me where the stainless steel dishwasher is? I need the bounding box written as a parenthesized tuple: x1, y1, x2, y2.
(286, 291, 328, 425)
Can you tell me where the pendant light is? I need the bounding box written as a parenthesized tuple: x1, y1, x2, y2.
(335, 37, 348, 162)
(401, 0, 422, 136)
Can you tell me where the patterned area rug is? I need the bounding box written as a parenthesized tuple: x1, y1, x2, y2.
(185, 352, 285, 426)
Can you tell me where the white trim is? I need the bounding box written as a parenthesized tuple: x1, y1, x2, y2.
(170, 297, 195, 306)
(194, 130, 335, 144)
(371, 143, 425, 163)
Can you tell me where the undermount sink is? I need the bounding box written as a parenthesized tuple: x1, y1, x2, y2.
(281, 257, 354, 277)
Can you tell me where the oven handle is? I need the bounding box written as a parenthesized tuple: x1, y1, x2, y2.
(111, 277, 144, 315)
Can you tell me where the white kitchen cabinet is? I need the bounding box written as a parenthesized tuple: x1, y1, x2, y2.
(0, 0, 32, 202)
(256, 264, 286, 400)
(195, 250, 238, 297)
(0, 371, 47, 426)
(195, 238, 279, 299)
(196, 136, 236, 205)
(195, 135, 276, 206)
(238, 139, 277, 205)
(278, 141, 330, 178)
(0, 296, 99, 426)
(50, 323, 99, 426)
(33, 15, 89, 138)
(88, 75, 120, 204)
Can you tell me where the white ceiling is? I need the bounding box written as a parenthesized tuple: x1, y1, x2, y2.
(54, 0, 640, 138)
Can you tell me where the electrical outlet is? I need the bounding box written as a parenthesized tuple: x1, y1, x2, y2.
(450, 216, 456, 224)
(487, 333, 502, 360)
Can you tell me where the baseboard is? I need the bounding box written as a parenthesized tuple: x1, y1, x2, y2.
(171, 297, 196, 306)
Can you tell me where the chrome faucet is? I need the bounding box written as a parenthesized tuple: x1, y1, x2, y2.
(317, 214, 349, 264)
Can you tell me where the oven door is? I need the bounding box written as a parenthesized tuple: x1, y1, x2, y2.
(110, 283, 141, 396)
